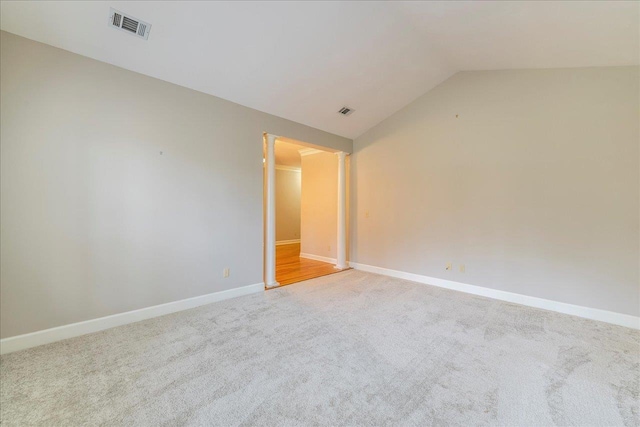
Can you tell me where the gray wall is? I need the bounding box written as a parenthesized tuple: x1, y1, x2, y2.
(351, 67, 639, 316)
(0, 31, 351, 338)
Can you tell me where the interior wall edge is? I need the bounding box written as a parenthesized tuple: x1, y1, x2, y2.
(349, 262, 640, 330)
(0, 282, 265, 355)
(299, 253, 338, 265)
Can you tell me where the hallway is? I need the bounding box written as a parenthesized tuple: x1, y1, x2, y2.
(275, 243, 338, 286)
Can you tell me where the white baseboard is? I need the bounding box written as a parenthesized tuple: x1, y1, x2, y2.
(349, 262, 639, 330)
(276, 239, 300, 246)
(0, 282, 265, 355)
(300, 253, 337, 264)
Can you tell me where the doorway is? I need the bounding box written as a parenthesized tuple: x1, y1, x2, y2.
(263, 133, 348, 288)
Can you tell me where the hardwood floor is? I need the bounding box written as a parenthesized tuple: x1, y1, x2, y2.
(276, 243, 339, 286)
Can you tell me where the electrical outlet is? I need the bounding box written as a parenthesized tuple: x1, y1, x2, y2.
(446, 262, 452, 271)
(365, 211, 370, 218)
(328, 245, 331, 251)
(223, 268, 230, 278)
(459, 264, 465, 273)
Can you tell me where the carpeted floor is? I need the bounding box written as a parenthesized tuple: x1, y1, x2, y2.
(1, 270, 638, 426)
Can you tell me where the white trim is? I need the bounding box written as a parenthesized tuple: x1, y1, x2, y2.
(275, 165, 301, 172)
(276, 239, 300, 246)
(349, 262, 640, 330)
(335, 152, 348, 269)
(264, 133, 278, 288)
(298, 148, 323, 156)
(300, 252, 337, 264)
(0, 282, 265, 355)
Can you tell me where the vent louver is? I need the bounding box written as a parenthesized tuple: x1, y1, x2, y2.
(338, 107, 354, 116)
(109, 8, 151, 40)
(121, 16, 138, 33)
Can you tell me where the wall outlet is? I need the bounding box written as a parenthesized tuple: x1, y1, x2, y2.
(446, 262, 452, 271)
(459, 264, 465, 273)
(328, 245, 331, 251)
(365, 211, 370, 218)
(223, 268, 230, 278)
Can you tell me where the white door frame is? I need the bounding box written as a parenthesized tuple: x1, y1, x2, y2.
(264, 133, 278, 288)
(263, 133, 348, 288)
(335, 151, 348, 270)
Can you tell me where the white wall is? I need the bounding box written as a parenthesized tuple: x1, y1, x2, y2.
(0, 31, 351, 339)
(351, 67, 639, 317)
(276, 168, 301, 242)
(300, 152, 338, 260)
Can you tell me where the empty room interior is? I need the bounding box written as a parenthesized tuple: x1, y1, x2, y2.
(0, 1, 638, 426)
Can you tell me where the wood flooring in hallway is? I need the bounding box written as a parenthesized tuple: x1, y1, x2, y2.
(275, 243, 339, 286)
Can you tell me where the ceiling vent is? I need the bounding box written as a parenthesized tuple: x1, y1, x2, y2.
(338, 107, 355, 116)
(109, 8, 151, 40)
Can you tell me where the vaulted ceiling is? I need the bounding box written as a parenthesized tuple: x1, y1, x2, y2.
(1, 1, 638, 139)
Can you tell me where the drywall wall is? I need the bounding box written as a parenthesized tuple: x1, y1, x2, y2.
(0, 31, 351, 339)
(276, 168, 301, 241)
(352, 67, 639, 317)
(301, 152, 338, 260)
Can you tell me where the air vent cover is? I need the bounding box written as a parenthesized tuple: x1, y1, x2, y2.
(338, 107, 354, 116)
(109, 8, 151, 40)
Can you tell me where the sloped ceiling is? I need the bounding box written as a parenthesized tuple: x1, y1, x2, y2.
(1, 1, 638, 139)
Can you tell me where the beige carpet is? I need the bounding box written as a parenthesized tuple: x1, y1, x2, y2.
(1, 270, 638, 426)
